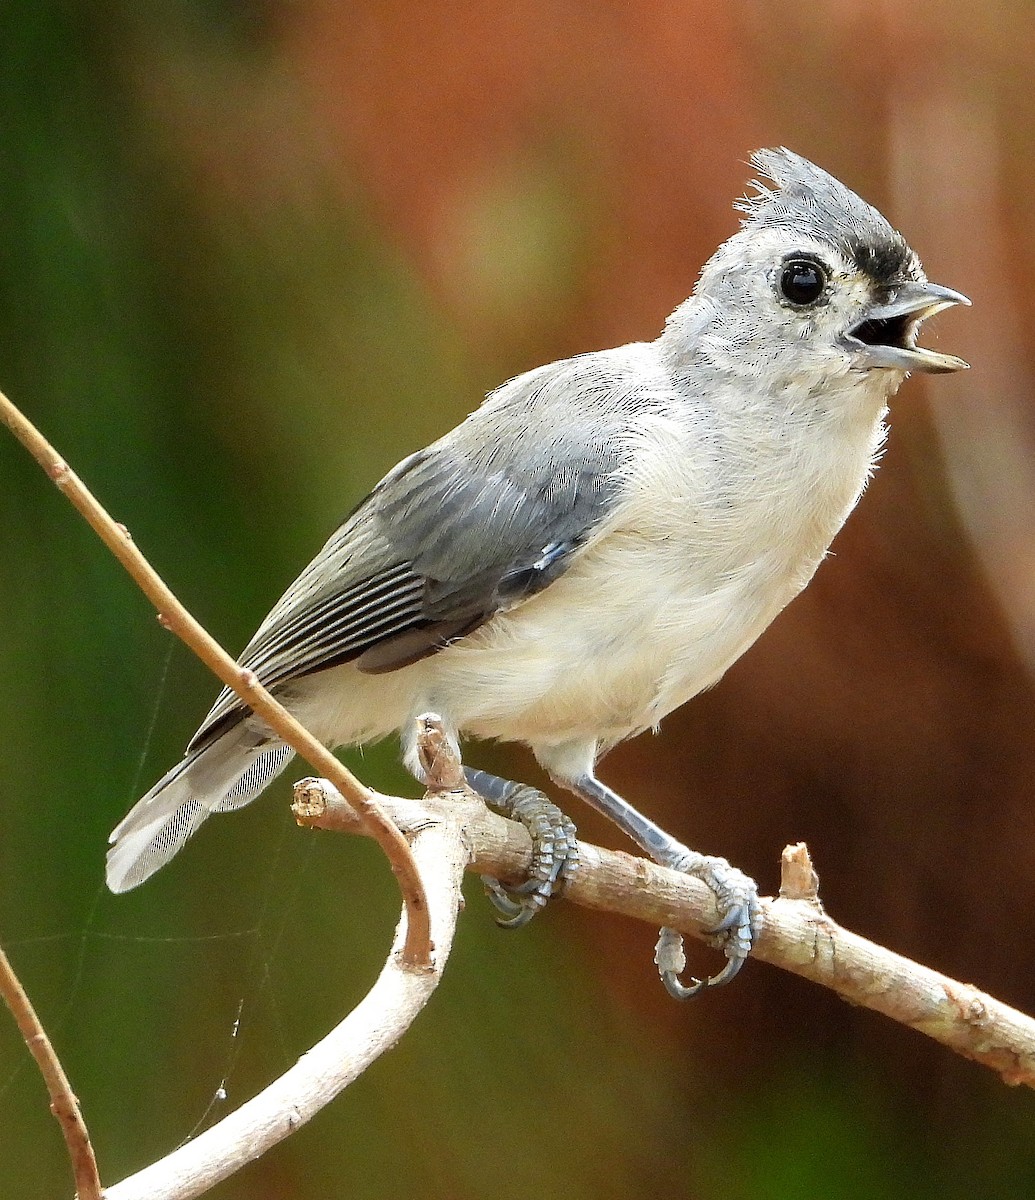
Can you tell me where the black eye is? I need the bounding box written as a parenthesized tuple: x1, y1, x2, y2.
(779, 258, 827, 305)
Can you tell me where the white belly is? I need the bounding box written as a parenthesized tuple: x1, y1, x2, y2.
(423, 530, 819, 747)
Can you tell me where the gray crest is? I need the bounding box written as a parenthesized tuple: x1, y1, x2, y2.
(735, 147, 921, 287)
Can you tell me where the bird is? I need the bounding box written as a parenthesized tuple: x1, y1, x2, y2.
(107, 148, 969, 996)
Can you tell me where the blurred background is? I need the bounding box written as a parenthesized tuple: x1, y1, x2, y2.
(1, 2, 1034, 1197)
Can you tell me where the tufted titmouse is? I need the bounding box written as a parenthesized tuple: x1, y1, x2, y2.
(107, 149, 968, 993)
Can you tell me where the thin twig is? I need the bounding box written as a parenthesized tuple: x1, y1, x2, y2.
(0, 942, 102, 1200)
(0, 387, 431, 969)
(296, 773, 1035, 1089)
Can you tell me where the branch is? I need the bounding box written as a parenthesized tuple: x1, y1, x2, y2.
(0, 387, 431, 968)
(295, 766, 1035, 1089)
(0, 943, 102, 1200)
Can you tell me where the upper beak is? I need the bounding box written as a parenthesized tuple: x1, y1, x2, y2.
(844, 281, 971, 374)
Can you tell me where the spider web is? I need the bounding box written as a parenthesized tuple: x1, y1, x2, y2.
(0, 643, 351, 1148)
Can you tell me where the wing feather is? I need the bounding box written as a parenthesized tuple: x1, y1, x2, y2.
(189, 349, 663, 750)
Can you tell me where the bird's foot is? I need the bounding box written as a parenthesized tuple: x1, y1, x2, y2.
(465, 768, 579, 929)
(655, 851, 760, 1000)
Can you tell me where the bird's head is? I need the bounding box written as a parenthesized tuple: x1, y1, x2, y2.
(673, 148, 969, 391)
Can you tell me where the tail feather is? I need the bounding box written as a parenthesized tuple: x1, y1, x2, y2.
(106, 728, 295, 893)
(213, 744, 296, 813)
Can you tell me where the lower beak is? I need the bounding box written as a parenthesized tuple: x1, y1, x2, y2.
(844, 281, 971, 374)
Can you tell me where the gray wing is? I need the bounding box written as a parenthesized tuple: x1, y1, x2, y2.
(189, 353, 656, 751)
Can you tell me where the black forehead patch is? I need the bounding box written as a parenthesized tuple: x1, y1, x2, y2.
(736, 148, 923, 288)
(848, 235, 917, 289)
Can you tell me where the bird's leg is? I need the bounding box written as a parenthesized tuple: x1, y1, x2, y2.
(464, 768, 580, 929)
(566, 773, 760, 999)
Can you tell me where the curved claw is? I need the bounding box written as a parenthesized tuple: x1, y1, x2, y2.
(661, 970, 708, 1001)
(699, 948, 747, 991)
(495, 907, 542, 930)
(481, 876, 526, 918)
(655, 923, 749, 1001)
(660, 949, 746, 1001)
(653, 851, 760, 1002)
(481, 875, 548, 928)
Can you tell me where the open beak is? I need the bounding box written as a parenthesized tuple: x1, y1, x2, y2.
(844, 281, 971, 374)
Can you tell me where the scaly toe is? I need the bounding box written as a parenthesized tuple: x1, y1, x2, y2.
(466, 770, 579, 929)
(653, 853, 761, 1000)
